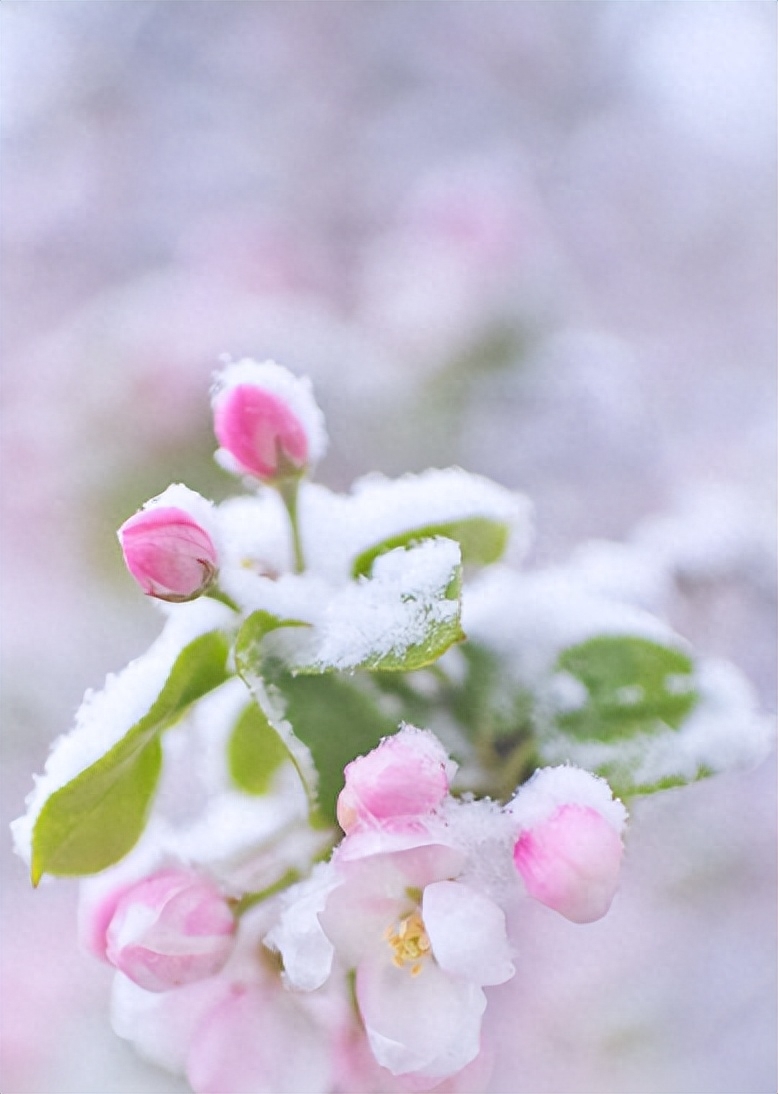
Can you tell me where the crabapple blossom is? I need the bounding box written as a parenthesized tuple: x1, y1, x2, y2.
(336, 726, 455, 834)
(507, 766, 627, 924)
(212, 358, 327, 481)
(111, 904, 334, 1094)
(103, 869, 236, 992)
(118, 486, 218, 602)
(269, 829, 515, 1085)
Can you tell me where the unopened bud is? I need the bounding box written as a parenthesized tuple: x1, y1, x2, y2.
(118, 487, 218, 603)
(105, 869, 236, 992)
(508, 766, 626, 924)
(337, 726, 454, 833)
(211, 359, 327, 482)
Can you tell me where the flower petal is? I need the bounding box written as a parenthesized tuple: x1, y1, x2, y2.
(186, 982, 331, 1094)
(422, 881, 514, 987)
(265, 869, 337, 991)
(111, 972, 225, 1075)
(356, 951, 485, 1080)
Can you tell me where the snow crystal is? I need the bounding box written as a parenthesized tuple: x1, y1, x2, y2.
(506, 766, 628, 834)
(310, 538, 461, 671)
(132, 483, 217, 538)
(462, 565, 685, 689)
(215, 492, 294, 580)
(301, 468, 532, 583)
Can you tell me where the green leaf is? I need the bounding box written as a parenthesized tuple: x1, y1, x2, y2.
(271, 673, 398, 823)
(234, 611, 311, 682)
(591, 762, 714, 800)
(553, 635, 698, 743)
(228, 702, 289, 795)
(351, 518, 510, 579)
(31, 630, 231, 882)
(455, 643, 533, 743)
(235, 615, 401, 823)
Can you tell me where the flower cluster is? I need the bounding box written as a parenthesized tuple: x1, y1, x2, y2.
(77, 728, 625, 1092)
(13, 359, 768, 1093)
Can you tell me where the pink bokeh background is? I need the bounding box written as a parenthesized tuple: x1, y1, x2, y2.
(1, 4, 775, 1092)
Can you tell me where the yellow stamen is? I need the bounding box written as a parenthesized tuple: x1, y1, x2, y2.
(385, 910, 432, 975)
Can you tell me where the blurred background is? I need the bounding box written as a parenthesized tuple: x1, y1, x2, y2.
(1, 3, 775, 1092)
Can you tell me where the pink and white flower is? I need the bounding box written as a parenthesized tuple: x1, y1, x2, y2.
(268, 829, 515, 1086)
(211, 358, 327, 482)
(102, 869, 236, 992)
(118, 484, 218, 602)
(337, 726, 455, 834)
(110, 904, 334, 1094)
(507, 766, 627, 924)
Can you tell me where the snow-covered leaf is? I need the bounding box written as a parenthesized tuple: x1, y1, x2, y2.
(351, 517, 510, 578)
(31, 631, 230, 882)
(235, 540, 465, 676)
(552, 635, 698, 742)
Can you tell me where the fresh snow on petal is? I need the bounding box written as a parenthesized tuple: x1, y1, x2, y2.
(186, 982, 332, 1094)
(507, 765, 627, 835)
(111, 972, 225, 1075)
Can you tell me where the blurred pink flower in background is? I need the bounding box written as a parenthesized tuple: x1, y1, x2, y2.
(1, 3, 774, 1093)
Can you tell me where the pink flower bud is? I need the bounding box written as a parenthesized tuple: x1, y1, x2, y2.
(105, 870, 236, 992)
(211, 359, 327, 482)
(513, 804, 624, 924)
(214, 384, 308, 480)
(337, 726, 454, 833)
(118, 506, 218, 602)
(508, 765, 627, 924)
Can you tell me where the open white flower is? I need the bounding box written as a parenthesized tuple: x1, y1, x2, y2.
(268, 829, 514, 1085)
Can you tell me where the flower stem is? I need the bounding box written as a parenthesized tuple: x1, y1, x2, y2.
(205, 586, 240, 611)
(231, 868, 302, 918)
(277, 476, 306, 573)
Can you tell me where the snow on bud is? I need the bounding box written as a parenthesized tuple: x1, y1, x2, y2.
(118, 485, 218, 602)
(212, 358, 327, 482)
(507, 766, 627, 924)
(336, 726, 455, 834)
(104, 869, 236, 992)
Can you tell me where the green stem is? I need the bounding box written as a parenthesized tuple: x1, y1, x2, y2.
(205, 586, 240, 611)
(277, 477, 306, 574)
(231, 868, 301, 918)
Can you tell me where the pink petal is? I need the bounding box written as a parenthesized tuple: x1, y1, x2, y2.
(513, 803, 624, 923)
(186, 983, 330, 1094)
(213, 384, 308, 480)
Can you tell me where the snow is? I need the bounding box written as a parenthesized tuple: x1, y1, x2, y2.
(11, 597, 233, 865)
(507, 766, 628, 834)
(462, 564, 685, 689)
(301, 468, 532, 583)
(310, 538, 462, 671)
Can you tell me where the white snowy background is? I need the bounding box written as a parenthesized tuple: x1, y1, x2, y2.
(1, 4, 775, 1092)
